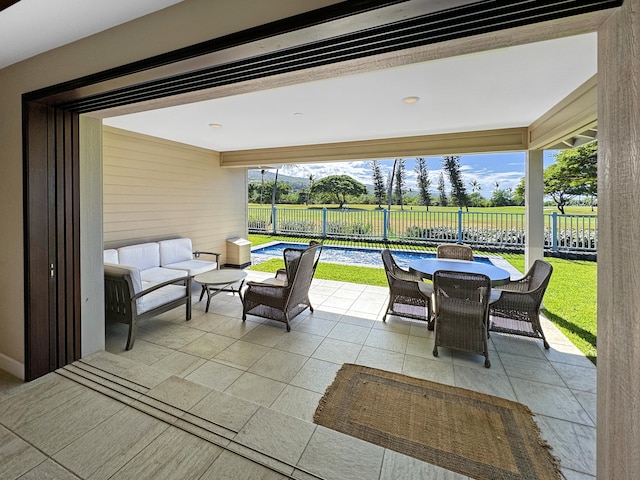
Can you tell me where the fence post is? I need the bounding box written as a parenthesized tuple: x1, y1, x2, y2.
(383, 209, 388, 240)
(551, 211, 558, 251)
(272, 206, 277, 235)
(457, 209, 463, 244)
(322, 207, 327, 237)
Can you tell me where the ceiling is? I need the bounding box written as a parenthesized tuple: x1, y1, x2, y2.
(0, 0, 184, 69)
(2, 1, 597, 153)
(103, 33, 596, 152)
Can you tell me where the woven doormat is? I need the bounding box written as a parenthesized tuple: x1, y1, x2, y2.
(314, 364, 561, 480)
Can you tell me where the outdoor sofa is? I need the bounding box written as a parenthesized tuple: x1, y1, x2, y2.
(103, 238, 219, 349)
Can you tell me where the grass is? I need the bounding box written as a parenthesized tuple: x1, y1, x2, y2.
(249, 204, 597, 215)
(248, 234, 597, 364)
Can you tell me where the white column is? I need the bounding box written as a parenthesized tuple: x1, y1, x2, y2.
(525, 149, 544, 271)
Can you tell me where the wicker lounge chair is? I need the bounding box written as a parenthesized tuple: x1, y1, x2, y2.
(489, 259, 553, 348)
(381, 249, 433, 326)
(242, 243, 320, 331)
(432, 269, 492, 367)
(437, 243, 474, 261)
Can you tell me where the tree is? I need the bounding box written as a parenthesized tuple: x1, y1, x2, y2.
(261, 179, 290, 203)
(552, 142, 598, 211)
(437, 172, 448, 206)
(490, 188, 513, 207)
(260, 169, 266, 204)
(468, 179, 484, 207)
(415, 157, 432, 210)
(371, 160, 386, 208)
(512, 177, 525, 206)
(442, 155, 469, 211)
(393, 158, 407, 209)
(310, 175, 367, 207)
(306, 174, 315, 205)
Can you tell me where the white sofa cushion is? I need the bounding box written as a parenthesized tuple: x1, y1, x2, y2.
(140, 266, 187, 283)
(159, 238, 193, 266)
(118, 243, 161, 271)
(104, 249, 119, 264)
(137, 284, 188, 314)
(163, 260, 216, 276)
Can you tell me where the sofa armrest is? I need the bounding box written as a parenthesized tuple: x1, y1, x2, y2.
(194, 250, 221, 268)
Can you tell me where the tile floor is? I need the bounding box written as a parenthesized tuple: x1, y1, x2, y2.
(0, 270, 597, 479)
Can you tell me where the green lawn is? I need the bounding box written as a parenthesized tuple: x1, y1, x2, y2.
(248, 234, 597, 364)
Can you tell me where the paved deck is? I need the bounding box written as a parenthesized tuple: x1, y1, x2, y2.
(0, 271, 596, 479)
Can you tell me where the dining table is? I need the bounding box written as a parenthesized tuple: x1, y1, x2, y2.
(408, 258, 511, 286)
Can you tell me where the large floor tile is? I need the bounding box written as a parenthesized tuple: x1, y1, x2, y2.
(214, 340, 271, 370)
(356, 345, 405, 373)
(248, 349, 308, 383)
(365, 329, 409, 353)
(327, 322, 371, 344)
(18, 459, 81, 480)
(401, 355, 455, 386)
(498, 351, 566, 386)
(380, 449, 467, 480)
(180, 332, 237, 359)
(511, 377, 594, 426)
(453, 364, 516, 400)
(535, 414, 597, 476)
(225, 372, 287, 407)
(0, 425, 47, 479)
(298, 426, 385, 480)
(184, 360, 244, 391)
(311, 337, 362, 364)
(200, 450, 289, 479)
(14, 389, 125, 455)
(271, 385, 322, 422)
(273, 330, 324, 356)
(235, 407, 316, 466)
(52, 408, 168, 479)
(188, 389, 260, 432)
(108, 427, 222, 480)
(289, 358, 342, 394)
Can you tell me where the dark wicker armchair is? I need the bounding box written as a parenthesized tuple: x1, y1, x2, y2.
(489, 259, 553, 349)
(432, 270, 492, 367)
(242, 244, 320, 331)
(437, 243, 474, 261)
(381, 249, 433, 326)
(273, 241, 323, 284)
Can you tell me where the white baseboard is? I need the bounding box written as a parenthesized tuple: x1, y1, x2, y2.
(0, 352, 25, 380)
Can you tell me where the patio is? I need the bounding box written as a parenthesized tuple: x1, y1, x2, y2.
(0, 269, 595, 479)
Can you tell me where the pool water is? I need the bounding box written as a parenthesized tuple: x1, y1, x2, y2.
(251, 242, 493, 269)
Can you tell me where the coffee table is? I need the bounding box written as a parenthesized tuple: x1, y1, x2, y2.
(194, 269, 247, 313)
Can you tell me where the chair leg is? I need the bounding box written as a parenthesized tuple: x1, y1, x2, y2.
(484, 356, 491, 368)
(126, 321, 137, 350)
(432, 346, 438, 357)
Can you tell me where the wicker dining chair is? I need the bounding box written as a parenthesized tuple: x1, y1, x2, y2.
(381, 249, 433, 326)
(489, 259, 553, 348)
(436, 243, 474, 261)
(273, 241, 323, 284)
(432, 269, 492, 367)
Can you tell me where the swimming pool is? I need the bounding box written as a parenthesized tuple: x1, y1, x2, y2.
(251, 242, 494, 269)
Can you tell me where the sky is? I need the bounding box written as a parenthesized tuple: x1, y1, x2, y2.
(272, 151, 559, 196)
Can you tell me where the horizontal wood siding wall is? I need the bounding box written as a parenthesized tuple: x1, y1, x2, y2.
(103, 126, 247, 264)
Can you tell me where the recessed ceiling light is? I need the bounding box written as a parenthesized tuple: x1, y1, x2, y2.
(402, 96, 420, 104)
(208, 123, 222, 128)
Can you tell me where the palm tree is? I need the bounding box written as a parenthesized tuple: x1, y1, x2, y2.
(306, 174, 315, 205)
(260, 169, 266, 204)
(469, 179, 481, 193)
